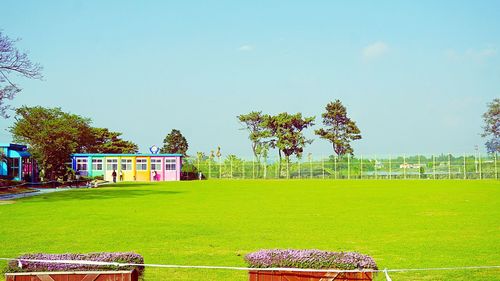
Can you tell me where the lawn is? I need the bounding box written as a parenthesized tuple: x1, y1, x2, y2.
(0, 180, 499, 280)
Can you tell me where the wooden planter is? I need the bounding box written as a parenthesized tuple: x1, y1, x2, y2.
(5, 270, 138, 281)
(249, 270, 373, 281)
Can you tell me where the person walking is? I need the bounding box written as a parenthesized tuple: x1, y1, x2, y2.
(119, 170, 124, 181)
(112, 170, 117, 183)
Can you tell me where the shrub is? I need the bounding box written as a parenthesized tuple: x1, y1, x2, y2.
(0, 179, 21, 187)
(245, 249, 377, 270)
(6, 252, 144, 277)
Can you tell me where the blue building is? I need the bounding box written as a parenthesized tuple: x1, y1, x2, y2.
(0, 143, 37, 181)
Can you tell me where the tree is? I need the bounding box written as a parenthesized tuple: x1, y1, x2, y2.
(10, 106, 93, 180)
(237, 111, 272, 162)
(0, 151, 7, 163)
(482, 98, 499, 153)
(160, 129, 188, 155)
(0, 32, 43, 118)
(315, 100, 362, 157)
(85, 128, 138, 154)
(265, 112, 315, 177)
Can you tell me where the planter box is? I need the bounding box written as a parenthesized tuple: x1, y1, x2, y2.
(249, 270, 373, 281)
(6, 270, 138, 281)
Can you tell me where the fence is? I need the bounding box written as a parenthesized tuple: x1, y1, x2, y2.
(184, 153, 498, 180)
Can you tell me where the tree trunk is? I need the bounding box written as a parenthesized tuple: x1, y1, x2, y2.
(286, 155, 290, 179)
(278, 150, 282, 178)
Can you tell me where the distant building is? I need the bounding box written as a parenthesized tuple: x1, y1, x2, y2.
(71, 153, 183, 182)
(399, 163, 425, 169)
(0, 143, 37, 181)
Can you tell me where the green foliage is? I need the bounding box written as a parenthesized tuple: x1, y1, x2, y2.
(10, 106, 93, 180)
(237, 111, 272, 161)
(482, 98, 499, 153)
(265, 113, 315, 159)
(315, 100, 362, 156)
(85, 127, 138, 154)
(264, 112, 314, 177)
(181, 162, 198, 173)
(160, 129, 189, 155)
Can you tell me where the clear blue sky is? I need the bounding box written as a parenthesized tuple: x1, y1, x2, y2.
(0, 0, 499, 158)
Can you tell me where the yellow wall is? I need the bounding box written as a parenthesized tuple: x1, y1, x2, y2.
(120, 157, 135, 181)
(135, 157, 150, 181)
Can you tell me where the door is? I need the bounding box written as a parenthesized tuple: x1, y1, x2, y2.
(150, 157, 163, 181)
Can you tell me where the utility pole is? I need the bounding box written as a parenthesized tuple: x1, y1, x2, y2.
(432, 155, 436, 179)
(448, 153, 451, 179)
(347, 155, 350, 180)
(403, 154, 407, 180)
(463, 153, 466, 179)
(360, 155, 363, 179)
(389, 155, 392, 180)
(322, 156, 325, 179)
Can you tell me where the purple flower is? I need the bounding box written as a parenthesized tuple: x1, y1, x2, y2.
(7, 252, 144, 277)
(244, 249, 377, 270)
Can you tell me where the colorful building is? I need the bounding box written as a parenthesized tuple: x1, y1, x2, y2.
(0, 143, 37, 181)
(71, 153, 183, 182)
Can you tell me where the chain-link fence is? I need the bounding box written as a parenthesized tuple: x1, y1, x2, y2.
(184, 153, 498, 180)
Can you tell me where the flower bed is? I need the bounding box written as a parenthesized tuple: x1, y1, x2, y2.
(5, 252, 144, 280)
(245, 249, 377, 281)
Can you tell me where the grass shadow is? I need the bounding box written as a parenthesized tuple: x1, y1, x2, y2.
(19, 186, 184, 203)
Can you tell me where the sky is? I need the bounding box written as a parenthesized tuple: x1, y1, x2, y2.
(0, 0, 499, 158)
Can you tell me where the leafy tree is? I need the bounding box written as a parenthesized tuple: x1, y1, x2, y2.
(265, 112, 315, 177)
(482, 98, 499, 153)
(160, 129, 189, 155)
(315, 100, 362, 157)
(10, 106, 93, 180)
(237, 111, 272, 162)
(85, 127, 138, 154)
(0, 151, 7, 163)
(223, 154, 244, 177)
(0, 32, 43, 118)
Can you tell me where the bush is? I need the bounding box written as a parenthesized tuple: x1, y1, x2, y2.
(0, 179, 21, 187)
(245, 249, 377, 270)
(6, 252, 144, 278)
(181, 162, 198, 173)
(181, 171, 205, 180)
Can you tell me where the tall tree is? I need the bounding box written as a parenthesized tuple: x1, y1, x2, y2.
(85, 128, 138, 154)
(0, 32, 43, 118)
(237, 111, 272, 162)
(160, 129, 189, 155)
(315, 100, 362, 157)
(265, 112, 315, 177)
(10, 106, 93, 180)
(482, 98, 499, 153)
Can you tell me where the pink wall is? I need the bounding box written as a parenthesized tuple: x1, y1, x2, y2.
(163, 157, 181, 181)
(150, 157, 164, 181)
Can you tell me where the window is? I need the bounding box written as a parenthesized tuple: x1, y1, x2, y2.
(151, 159, 162, 171)
(8, 158, 19, 179)
(106, 159, 118, 170)
(76, 158, 88, 171)
(165, 158, 176, 170)
(136, 158, 147, 171)
(92, 159, 103, 171)
(121, 159, 132, 171)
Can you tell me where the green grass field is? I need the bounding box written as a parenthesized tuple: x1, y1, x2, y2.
(0, 180, 499, 280)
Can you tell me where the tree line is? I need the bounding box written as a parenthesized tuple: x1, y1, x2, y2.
(237, 100, 362, 177)
(8, 106, 188, 181)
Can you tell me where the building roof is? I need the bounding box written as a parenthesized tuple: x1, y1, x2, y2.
(72, 153, 183, 157)
(0, 143, 31, 158)
(0, 143, 28, 150)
